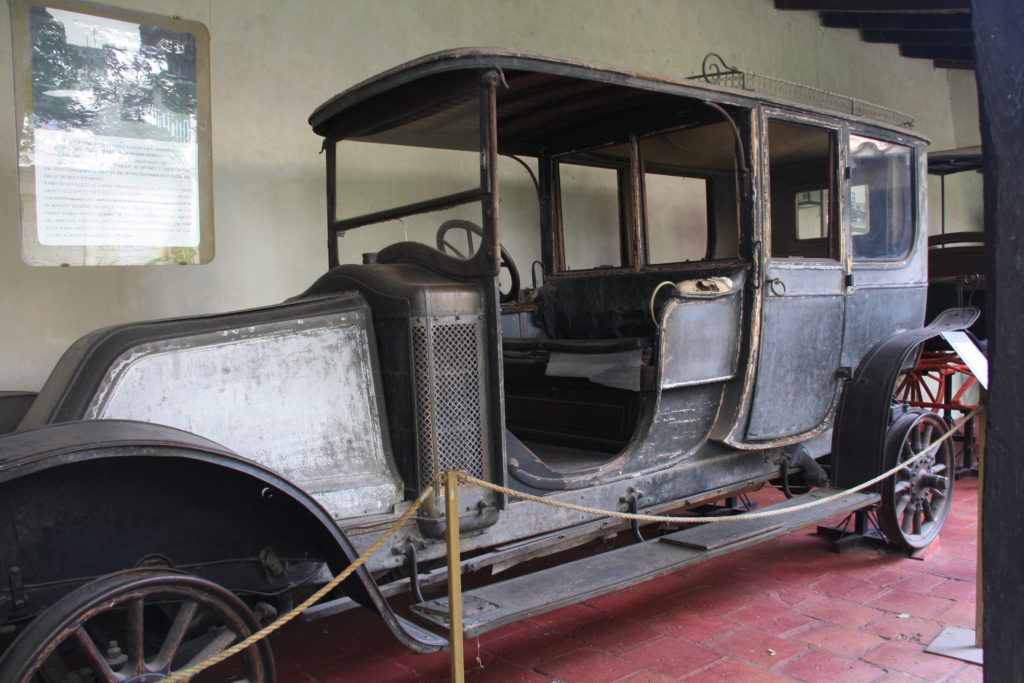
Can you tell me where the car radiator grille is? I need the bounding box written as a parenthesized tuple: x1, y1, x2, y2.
(411, 316, 486, 489)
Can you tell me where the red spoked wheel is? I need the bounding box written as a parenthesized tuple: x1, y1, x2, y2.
(895, 349, 980, 473)
(895, 350, 979, 413)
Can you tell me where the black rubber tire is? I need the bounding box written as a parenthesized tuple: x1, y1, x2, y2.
(877, 408, 955, 551)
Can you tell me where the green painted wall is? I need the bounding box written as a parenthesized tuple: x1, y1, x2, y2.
(0, 0, 980, 389)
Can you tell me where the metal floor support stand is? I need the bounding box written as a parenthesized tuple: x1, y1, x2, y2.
(816, 509, 908, 555)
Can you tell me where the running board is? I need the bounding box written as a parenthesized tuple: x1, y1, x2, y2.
(411, 488, 878, 637)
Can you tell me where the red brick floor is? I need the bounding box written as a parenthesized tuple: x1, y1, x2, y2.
(270, 477, 981, 682)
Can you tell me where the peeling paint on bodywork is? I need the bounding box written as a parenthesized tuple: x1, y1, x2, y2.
(84, 302, 402, 519)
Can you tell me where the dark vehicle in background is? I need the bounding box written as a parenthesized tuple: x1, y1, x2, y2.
(0, 50, 976, 681)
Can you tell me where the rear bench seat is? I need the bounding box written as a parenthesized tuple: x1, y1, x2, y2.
(501, 337, 644, 354)
(505, 267, 745, 350)
(502, 267, 745, 391)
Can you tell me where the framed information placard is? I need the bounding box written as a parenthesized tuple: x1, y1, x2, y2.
(9, 0, 212, 265)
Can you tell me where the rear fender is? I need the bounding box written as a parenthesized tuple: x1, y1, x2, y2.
(831, 307, 979, 490)
(0, 420, 445, 652)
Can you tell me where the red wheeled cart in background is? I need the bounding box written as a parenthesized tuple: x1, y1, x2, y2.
(896, 148, 986, 476)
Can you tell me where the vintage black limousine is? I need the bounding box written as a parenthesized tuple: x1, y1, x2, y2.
(0, 49, 975, 681)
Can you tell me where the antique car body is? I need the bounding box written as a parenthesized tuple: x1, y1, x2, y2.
(0, 49, 975, 679)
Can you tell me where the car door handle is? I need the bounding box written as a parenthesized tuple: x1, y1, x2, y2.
(768, 278, 787, 296)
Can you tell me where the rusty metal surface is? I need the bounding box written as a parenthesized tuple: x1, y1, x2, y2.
(296, 262, 500, 524)
(82, 299, 400, 519)
(659, 289, 742, 389)
(411, 487, 879, 638)
(746, 292, 845, 440)
(0, 420, 443, 654)
(342, 443, 781, 572)
(841, 286, 928, 368)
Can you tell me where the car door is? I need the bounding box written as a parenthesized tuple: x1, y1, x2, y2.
(840, 131, 928, 372)
(744, 114, 848, 442)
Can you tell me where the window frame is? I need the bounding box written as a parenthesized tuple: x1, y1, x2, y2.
(844, 128, 919, 266)
(638, 150, 716, 266)
(553, 148, 634, 273)
(551, 125, 730, 275)
(763, 111, 844, 264)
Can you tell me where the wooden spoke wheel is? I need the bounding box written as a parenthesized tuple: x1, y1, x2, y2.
(894, 349, 980, 414)
(0, 568, 275, 683)
(878, 409, 955, 550)
(894, 349, 981, 473)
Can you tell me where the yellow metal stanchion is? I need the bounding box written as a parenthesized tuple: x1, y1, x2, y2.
(445, 470, 465, 683)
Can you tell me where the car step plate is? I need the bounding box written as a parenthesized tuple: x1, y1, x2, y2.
(411, 487, 877, 637)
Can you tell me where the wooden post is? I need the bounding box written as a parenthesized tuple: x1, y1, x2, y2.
(975, 0, 1024, 679)
(975, 410, 985, 648)
(445, 471, 465, 683)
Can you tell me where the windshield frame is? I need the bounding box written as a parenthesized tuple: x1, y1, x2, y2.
(324, 69, 501, 279)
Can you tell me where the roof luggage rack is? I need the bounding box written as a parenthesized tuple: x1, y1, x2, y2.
(690, 53, 914, 128)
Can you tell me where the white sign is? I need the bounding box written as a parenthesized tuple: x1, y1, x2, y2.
(13, 2, 211, 265)
(941, 330, 989, 390)
(34, 128, 199, 246)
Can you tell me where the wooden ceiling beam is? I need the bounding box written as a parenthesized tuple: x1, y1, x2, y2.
(774, 1, 976, 70)
(862, 29, 974, 45)
(900, 44, 975, 61)
(820, 12, 972, 30)
(775, 0, 970, 12)
(933, 59, 976, 70)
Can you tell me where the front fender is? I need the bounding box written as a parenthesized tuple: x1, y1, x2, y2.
(0, 420, 445, 652)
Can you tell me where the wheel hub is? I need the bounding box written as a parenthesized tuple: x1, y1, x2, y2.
(878, 410, 956, 550)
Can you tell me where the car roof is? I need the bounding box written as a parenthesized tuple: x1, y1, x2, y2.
(309, 48, 924, 154)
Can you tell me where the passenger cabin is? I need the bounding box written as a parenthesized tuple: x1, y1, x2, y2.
(303, 48, 928, 504)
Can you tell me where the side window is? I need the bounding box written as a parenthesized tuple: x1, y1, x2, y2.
(643, 172, 708, 264)
(644, 173, 709, 264)
(557, 160, 626, 271)
(768, 120, 837, 260)
(639, 123, 738, 263)
(554, 118, 741, 272)
(796, 190, 829, 240)
(850, 135, 913, 260)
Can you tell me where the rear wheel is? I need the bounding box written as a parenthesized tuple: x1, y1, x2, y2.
(878, 409, 955, 550)
(0, 568, 275, 682)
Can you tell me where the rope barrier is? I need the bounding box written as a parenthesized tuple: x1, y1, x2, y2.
(165, 406, 980, 680)
(461, 408, 980, 525)
(163, 484, 436, 682)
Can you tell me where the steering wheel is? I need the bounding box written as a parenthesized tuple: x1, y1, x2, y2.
(436, 219, 520, 303)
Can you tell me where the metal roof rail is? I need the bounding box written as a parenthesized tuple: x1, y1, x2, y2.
(690, 53, 914, 128)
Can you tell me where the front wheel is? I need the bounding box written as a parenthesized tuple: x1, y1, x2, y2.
(878, 409, 955, 551)
(0, 568, 275, 682)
